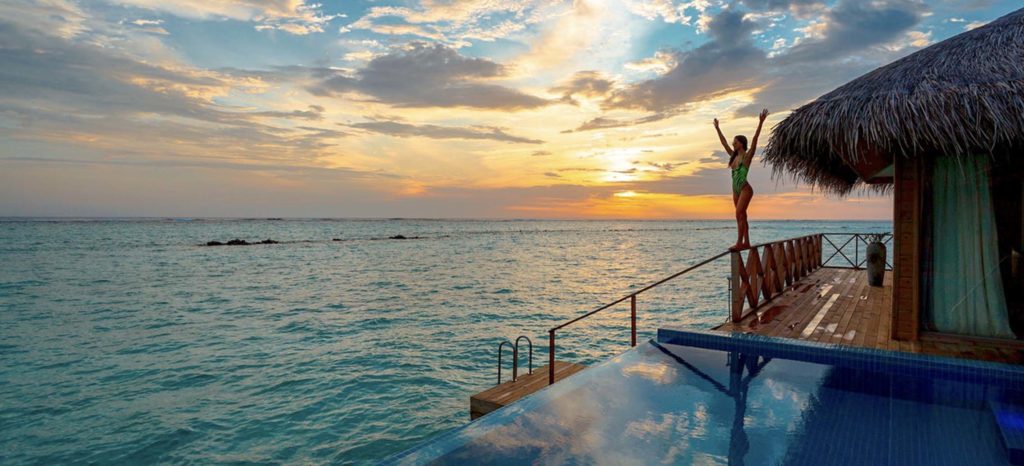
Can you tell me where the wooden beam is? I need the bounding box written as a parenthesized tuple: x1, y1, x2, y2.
(891, 155, 921, 341)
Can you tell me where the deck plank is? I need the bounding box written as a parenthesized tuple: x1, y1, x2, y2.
(773, 269, 848, 340)
(470, 361, 586, 419)
(713, 267, 1021, 365)
(808, 269, 861, 343)
(833, 273, 872, 345)
(727, 268, 838, 339)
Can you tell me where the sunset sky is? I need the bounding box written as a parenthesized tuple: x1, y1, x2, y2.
(0, 0, 1018, 219)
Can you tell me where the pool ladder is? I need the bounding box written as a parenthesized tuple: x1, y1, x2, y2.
(496, 336, 532, 384)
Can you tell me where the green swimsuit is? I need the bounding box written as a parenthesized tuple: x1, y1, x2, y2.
(731, 157, 749, 194)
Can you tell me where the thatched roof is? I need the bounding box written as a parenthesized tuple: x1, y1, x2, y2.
(763, 7, 1024, 195)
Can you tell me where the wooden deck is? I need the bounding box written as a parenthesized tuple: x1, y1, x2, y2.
(715, 267, 1024, 364)
(469, 361, 586, 419)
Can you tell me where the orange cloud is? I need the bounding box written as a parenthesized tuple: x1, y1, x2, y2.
(505, 190, 891, 220)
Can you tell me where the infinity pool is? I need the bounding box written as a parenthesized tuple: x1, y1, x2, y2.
(385, 330, 1024, 465)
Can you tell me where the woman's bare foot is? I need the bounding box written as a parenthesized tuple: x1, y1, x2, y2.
(729, 241, 750, 251)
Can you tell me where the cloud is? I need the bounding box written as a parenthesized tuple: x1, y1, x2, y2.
(0, 21, 224, 122)
(642, 161, 681, 172)
(602, 10, 766, 112)
(563, 111, 679, 133)
(248, 105, 325, 121)
(0, 0, 89, 39)
(307, 42, 550, 110)
(777, 0, 928, 63)
(568, 0, 933, 131)
(112, 0, 337, 35)
(738, 0, 930, 113)
(532, 150, 552, 156)
(738, 0, 824, 12)
(347, 120, 544, 144)
(513, 0, 637, 75)
(0, 155, 405, 218)
(342, 0, 544, 43)
(623, 0, 692, 24)
(965, 20, 988, 30)
(550, 71, 616, 103)
(0, 20, 347, 169)
(624, 50, 678, 75)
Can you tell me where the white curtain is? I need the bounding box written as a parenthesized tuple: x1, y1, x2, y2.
(929, 155, 1016, 338)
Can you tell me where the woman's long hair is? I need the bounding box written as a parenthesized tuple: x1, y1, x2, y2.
(729, 135, 748, 166)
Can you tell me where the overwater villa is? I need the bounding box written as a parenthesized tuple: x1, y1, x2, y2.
(387, 8, 1024, 465)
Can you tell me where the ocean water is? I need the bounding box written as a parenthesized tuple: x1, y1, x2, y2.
(0, 219, 890, 464)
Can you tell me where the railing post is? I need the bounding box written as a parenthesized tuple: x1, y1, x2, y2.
(512, 344, 518, 381)
(730, 251, 743, 322)
(548, 330, 555, 385)
(817, 234, 823, 268)
(630, 294, 637, 347)
(854, 234, 860, 269)
(727, 276, 732, 317)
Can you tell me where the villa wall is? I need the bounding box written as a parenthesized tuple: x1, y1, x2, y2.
(892, 155, 921, 341)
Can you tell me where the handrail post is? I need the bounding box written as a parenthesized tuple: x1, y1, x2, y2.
(548, 330, 555, 385)
(512, 344, 518, 381)
(730, 251, 743, 322)
(515, 336, 533, 375)
(630, 294, 637, 347)
(497, 340, 513, 385)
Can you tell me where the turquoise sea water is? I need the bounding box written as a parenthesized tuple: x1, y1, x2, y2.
(0, 219, 890, 464)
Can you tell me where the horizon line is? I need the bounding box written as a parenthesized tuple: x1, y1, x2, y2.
(0, 215, 894, 222)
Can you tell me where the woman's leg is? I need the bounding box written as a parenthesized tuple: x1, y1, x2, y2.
(736, 184, 753, 248)
(732, 190, 742, 248)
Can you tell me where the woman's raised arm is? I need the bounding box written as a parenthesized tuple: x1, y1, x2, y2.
(746, 109, 769, 163)
(713, 118, 732, 154)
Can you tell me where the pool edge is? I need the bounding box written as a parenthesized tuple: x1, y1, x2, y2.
(659, 327, 1024, 384)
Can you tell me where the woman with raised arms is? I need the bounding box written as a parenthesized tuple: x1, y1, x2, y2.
(714, 108, 768, 250)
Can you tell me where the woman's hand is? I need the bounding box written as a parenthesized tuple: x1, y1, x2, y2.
(713, 118, 720, 129)
(759, 109, 769, 122)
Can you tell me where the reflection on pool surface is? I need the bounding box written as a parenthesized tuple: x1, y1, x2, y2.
(385, 330, 1023, 465)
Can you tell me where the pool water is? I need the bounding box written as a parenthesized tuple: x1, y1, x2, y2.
(386, 330, 1024, 465)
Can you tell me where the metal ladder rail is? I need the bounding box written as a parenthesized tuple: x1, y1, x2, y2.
(496, 340, 516, 385)
(494, 336, 534, 384)
(514, 336, 532, 380)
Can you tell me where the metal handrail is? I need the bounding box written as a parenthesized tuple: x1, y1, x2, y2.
(546, 250, 732, 384)
(496, 340, 516, 384)
(514, 336, 533, 379)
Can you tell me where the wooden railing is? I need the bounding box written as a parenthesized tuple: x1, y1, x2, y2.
(729, 234, 823, 323)
(820, 232, 893, 270)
